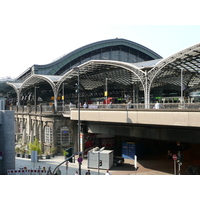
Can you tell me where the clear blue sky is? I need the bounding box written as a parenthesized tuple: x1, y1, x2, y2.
(0, 0, 199, 78)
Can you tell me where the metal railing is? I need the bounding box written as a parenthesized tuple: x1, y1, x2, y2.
(86, 103, 200, 110)
(10, 103, 200, 114)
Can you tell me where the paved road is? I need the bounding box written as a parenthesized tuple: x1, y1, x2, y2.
(14, 155, 174, 175)
(15, 156, 108, 175)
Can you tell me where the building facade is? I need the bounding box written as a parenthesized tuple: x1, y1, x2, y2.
(7, 38, 200, 155)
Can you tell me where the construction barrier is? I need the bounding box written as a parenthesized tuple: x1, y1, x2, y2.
(7, 168, 48, 175)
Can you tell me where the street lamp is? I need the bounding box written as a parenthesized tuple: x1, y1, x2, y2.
(72, 67, 81, 153)
(181, 68, 183, 105)
(73, 66, 84, 174)
(34, 86, 39, 108)
(62, 83, 65, 111)
(105, 78, 111, 105)
(77, 67, 82, 175)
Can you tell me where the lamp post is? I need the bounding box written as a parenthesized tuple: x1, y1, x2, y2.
(62, 83, 65, 111)
(73, 67, 81, 152)
(77, 68, 81, 153)
(34, 86, 39, 108)
(77, 67, 82, 175)
(105, 78, 111, 105)
(73, 66, 82, 174)
(105, 78, 108, 105)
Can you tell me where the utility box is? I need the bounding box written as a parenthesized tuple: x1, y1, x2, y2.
(122, 142, 144, 160)
(88, 148, 113, 169)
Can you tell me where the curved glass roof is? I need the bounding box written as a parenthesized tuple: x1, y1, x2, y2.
(149, 43, 200, 89)
(8, 40, 200, 103)
(57, 60, 146, 91)
(16, 38, 162, 80)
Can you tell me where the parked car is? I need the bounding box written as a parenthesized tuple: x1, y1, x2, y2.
(113, 156, 124, 167)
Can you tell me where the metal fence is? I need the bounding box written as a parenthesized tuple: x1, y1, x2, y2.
(11, 103, 200, 114)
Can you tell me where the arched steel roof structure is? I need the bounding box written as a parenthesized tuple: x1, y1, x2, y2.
(57, 60, 146, 91)
(7, 38, 200, 109)
(16, 38, 162, 81)
(148, 43, 200, 90)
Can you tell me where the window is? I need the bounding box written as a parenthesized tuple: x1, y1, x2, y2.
(19, 121, 23, 134)
(33, 123, 36, 137)
(45, 126, 53, 144)
(58, 126, 73, 145)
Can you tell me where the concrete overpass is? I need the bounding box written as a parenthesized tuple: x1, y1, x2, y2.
(68, 108, 200, 128)
(64, 106, 200, 145)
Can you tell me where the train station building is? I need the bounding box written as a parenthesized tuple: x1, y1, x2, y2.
(6, 38, 200, 158)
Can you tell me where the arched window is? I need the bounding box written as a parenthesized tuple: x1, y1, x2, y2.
(33, 123, 36, 137)
(19, 121, 23, 134)
(44, 126, 53, 144)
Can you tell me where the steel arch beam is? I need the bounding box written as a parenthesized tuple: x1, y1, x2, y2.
(56, 59, 146, 93)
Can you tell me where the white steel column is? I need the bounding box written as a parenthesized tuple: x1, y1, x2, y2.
(144, 70, 150, 109)
(53, 87, 58, 112)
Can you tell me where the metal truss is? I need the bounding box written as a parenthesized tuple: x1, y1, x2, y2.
(7, 43, 200, 110)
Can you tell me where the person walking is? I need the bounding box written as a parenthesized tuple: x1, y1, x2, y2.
(127, 100, 132, 109)
(85, 170, 91, 175)
(83, 102, 87, 109)
(75, 171, 79, 175)
(154, 101, 160, 109)
(105, 169, 111, 175)
(56, 168, 61, 175)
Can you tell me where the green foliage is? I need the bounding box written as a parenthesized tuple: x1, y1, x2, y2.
(45, 147, 50, 155)
(51, 146, 56, 154)
(15, 146, 20, 153)
(20, 146, 26, 154)
(29, 138, 42, 155)
(62, 149, 67, 156)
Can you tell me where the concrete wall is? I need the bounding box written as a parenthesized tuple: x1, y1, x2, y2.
(86, 122, 200, 144)
(0, 110, 15, 175)
(69, 109, 200, 128)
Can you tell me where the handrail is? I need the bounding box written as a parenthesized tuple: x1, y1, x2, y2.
(10, 103, 200, 114)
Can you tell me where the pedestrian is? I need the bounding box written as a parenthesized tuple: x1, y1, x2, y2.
(47, 166, 52, 175)
(154, 101, 160, 109)
(127, 100, 132, 109)
(105, 169, 111, 175)
(56, 168, 61, 175)
(75, 171, 79, 175)
(167, 150, 172, 160)
(69, 102, 73, 108)
(85, 170, 90, 175)
(83, 102, 87, 109)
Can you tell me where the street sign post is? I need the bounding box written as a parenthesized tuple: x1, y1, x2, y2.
(77, 157, 83, 163)
(66, 161, 68, 175)
(172, 154, 177, 160)
(77, 156, 83, 175)
(172, 154, 177, 175)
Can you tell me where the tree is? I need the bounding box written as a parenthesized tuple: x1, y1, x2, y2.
(28, 138, 42, 155)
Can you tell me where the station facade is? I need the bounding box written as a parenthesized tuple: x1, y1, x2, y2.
(7, 38, 200, 155)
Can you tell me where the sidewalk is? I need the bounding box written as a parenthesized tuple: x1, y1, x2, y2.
(15, 156, 108, 175)
(14, 155, 174, 175)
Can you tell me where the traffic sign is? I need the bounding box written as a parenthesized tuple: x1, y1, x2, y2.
(77, 157, 83, 163)
(172, 154, 177, 160)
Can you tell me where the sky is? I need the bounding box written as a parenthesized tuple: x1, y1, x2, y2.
(0, 0, 200, 78)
